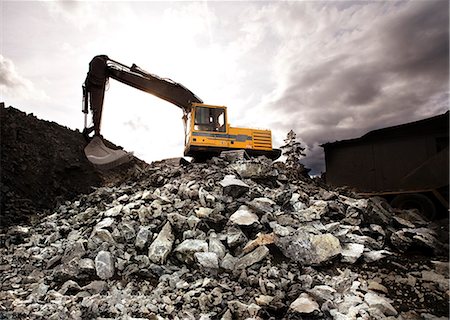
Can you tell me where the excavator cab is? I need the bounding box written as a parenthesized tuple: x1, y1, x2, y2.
(193, 106, 227, 132)
(184, 104, 281, 160)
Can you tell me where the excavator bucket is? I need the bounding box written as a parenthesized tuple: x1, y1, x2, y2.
(84, 136, 134, 170)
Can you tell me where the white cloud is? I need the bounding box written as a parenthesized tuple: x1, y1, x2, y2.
(0, 55, 48, 101)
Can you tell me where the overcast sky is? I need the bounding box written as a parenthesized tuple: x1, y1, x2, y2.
(1, 1, 448, 174)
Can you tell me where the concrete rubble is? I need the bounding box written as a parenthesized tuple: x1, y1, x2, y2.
(0, 155, 448, 319)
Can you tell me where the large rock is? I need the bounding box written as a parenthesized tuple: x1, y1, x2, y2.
(276, 231, 342, 266)
(289, 293, 320, 314)
(229, 205, 259, 226)
(234, 245, 269, 270)
(95, 251, 115, 280)
(148, 222, 174, 264)
(174, 239, 208, 264)
(364, 292, 397, 316)
(219, 175, 249, 198)
(230, 160, 278, 179)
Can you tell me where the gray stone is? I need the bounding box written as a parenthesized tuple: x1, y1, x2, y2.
(219, 175, 249, 198)
(221, 253, 238, 271)
(135, 226, 150, 249)
(104, 204, 123, 217)
(290, 293, 320, 314)
(82, 281, 108, 294)
(148, 222, 174, 264)
(94, 217, 115, 230)
(308, 285, 336, 302)
(255, 295, 274, 306)
(167, 212, 188, 230)
(174, 239, 208, 264)
(195, 207, 214, 219)
(195, 252, 219, 269)
(209, 234, 226, 259)
(78, 258, 95, 273)
(364, 292, 397, 316)
(121, 222, 136, 242)
(229, 205, 259, 226)
(276, 231, 342, 266)
(58, 280, 81, 295)
(367, 280, 388, 293)
(247, 197, 275, 214)
(235, 245, 269, 270)
(297, 200, 329, 222)
(363, 250, 393, 263)
(94, 251, 115, 280)
(226, 227, 248, 248)
(230, 161, 278, 179)
(61, 241, 86, 264)
(88, 228, 116, 249)
(341, 243, 364, 264)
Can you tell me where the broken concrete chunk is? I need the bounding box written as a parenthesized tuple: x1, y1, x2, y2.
(148, 222, 174, 264)
(95, 251, 115, 280)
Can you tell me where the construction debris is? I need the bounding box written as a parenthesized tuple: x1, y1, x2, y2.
(0, 152, 448, 319)
(0, 105, 448, 319)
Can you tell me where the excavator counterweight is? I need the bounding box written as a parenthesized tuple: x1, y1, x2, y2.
(82, 55, 280, 169)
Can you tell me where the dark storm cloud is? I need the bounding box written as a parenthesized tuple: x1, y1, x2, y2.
(384, 0, 449, 80)
(270, 1, 449, 175)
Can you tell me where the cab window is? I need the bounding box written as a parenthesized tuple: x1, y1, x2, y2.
(194, 107, 226, 132)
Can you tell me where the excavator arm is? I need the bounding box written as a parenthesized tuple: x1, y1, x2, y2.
(82, 55, 203, 169)
(83, 55, 203, 136)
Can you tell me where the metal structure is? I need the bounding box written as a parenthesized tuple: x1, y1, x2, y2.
(322, 112, 449, 219)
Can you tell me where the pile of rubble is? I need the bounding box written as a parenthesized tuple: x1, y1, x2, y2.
(0, 104, 145, 228)
(0, 156, 448, 319)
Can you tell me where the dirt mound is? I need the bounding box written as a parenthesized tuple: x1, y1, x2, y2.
(0, 103, 147, 228)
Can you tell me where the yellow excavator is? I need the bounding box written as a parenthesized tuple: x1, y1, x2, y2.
(82, 55, 280, 169)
